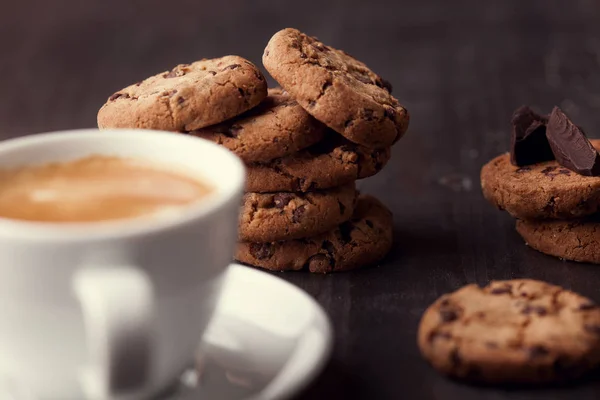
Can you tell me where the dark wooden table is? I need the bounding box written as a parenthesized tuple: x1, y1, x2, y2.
(4, 0, 600, 398)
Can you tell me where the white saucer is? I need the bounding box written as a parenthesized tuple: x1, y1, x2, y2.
(166, 264, 333, 400)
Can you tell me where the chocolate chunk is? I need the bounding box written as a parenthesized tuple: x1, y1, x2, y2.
(584, 324, 600, 335)
(380, 78, 393, 93)
(510, 106, 553, 166)
(522, 305, 548, 316)
(543, 197, 556, 213)
(578, 301, 598, 311)
(238, 88, 246, 98)
(177, 96, 185, 104)
(222, 64, 241, 71)
(291, 178, 305, 192)
(516, 166, 532, 173)
(273, 193, 294, 209)
(292, 205, 306, 223)
(541, 166, 557, 176)
(363, 109, 375, 121)
(322, 240, 335, 254)
(384, 107, 396, 120)
(558, 168, 571, 176)
(338, 200, 346, 215)
(546, 107, 600, 176)
(365, 219, 374, 228)
(337, 221, 354, 244)
(109, 92, 130, 101)
(490, 285, 512, 295)
(249, 243, 273, 260)
(528, 345, 549, 359)
(161, 89, 177, 97)
(208, 70, 217, 76)
(228, 124, 243, 138)
(321, 240, 336, 268)
(439, 309, 458, 322)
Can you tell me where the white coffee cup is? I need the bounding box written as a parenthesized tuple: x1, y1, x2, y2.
(0, 129, 246, 400)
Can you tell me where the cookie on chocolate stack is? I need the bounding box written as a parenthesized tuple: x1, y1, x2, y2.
(481, 105, 600, 264)
(97, 28, 410, 273)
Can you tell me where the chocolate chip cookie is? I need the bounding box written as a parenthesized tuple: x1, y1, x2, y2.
(516, 218, 600, 264)
(239, 182, 357, 242)
(190, 88, 325, 163)
(481, 140, 600, 219)
(263, 28, 409, 148)
(246, 134, 391, 192)
(418, 279, 600, 384)
(236, 195, 393, 273)
(98, 56, 267, 132)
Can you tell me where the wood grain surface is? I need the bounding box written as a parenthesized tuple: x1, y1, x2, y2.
(3, 0, 600, 398)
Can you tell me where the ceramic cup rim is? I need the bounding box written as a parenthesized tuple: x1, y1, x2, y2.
(0, 128, 246, 242)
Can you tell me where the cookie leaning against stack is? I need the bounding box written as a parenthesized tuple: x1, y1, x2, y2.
(97, 28, 410, 273)
(481, 105, 600, 264)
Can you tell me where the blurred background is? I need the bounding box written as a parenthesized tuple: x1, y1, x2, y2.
(4, 0, 600, 398)
(4, 0, 600, 138)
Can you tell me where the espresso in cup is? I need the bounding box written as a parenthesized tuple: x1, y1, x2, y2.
(0, 154, 213, 222)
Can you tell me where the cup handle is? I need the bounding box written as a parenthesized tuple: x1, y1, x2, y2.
(72, 266, 154, 399)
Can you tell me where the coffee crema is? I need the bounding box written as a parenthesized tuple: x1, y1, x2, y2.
(0, 155, 213, 223)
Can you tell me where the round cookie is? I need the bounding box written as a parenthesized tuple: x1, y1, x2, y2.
(246, 135, 391, 192)
(481, 140, 600, 219)
(239, 182, 357, 242)
(98, 56, 267, 132)
(516, 218, 600, 264)
(190, 88, 325, 163)
(236, 195, 393, 273)
(418, 279, 600, 384)
(263, 28, 409, 148)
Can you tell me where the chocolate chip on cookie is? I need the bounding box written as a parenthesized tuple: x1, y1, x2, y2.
(263, 28, 409, 148)
(481, 139, 600, 219)
(238, 183, 357, 242)
(246, 133, 391, 192)
(236, 195, 393, 273)
(98, 56, 267, 131)
(190, 88, 326, 163)
(418, 279, 600, 384)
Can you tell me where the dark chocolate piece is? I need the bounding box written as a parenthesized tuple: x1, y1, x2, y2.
(546, 107, 600, 176)
(510, 106, 553, 166)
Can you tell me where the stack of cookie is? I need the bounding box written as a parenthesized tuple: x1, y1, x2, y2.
(482, 106, 600, 264)
(97, 28, 409, 273)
